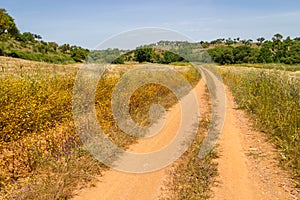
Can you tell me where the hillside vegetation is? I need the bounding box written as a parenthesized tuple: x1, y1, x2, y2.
(0, 9, 89, 64)
(151, 35, 300, 65)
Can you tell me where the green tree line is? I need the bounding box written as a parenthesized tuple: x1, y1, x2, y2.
(139, 35, 300, 65)
(206, 34, 300, 65)
(89, 47, 186, 64)
(85, 34, 300, 65)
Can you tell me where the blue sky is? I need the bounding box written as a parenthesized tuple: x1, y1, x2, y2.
(1, 0, 300, 49)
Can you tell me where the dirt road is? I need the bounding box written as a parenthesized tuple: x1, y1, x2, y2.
(73, 78, 299, 200)
(73, 79, 207, 200)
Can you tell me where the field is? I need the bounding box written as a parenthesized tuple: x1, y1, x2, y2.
(0, 55, 299, 199)
(1, 3, 300, 199)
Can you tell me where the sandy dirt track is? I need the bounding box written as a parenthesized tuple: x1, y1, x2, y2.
(73, 78, 299, 200)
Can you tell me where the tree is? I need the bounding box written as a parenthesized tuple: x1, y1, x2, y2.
(232, 45, 258, 63)
(271, 34, 284, 62)
(272, 33, 283, 42)
(220, 47, 234, 64)
(70, 46, 89, 62)
(17, 32, 35, 42)
(33, 34, 42, 40)
(245, 39, 253, 46)
(207, 47, 234, 65)
(111, 56, 125, 64)
(0, 8, 19, 37)
(134, 47, 155, 63)
(210, 38, 224, 45)
(289, 43, 300, 64)
(162, 51, 184, 64)
(258, 42, 273, 63)
(59, 44, 70, 53)
(48, 42, 58, 52)
(225, 38, 234, 46)
(201, 41, 210, 48)
(241, 39, 252, 46)
(281, 39, 300, 64)
(256, 37, 265, 46)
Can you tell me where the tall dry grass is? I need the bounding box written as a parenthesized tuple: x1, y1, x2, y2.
(221, 68, 300, 187)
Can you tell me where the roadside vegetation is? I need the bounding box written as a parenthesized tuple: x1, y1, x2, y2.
(220, 67, 300, 187)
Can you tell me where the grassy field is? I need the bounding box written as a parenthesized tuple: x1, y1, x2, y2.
(0, 57, 202, 199)
(219, 66, 300, 187)
(3, 56, 298, 198)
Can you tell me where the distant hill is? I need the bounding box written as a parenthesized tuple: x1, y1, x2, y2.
(89, 34, 300, 65)
(1, 8, 299, 65)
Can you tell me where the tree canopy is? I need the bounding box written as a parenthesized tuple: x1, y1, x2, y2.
(0, 8, 19, 37)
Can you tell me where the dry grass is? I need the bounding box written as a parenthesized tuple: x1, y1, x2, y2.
(0, 57, 201, 199)
(220, 67, 300, 187)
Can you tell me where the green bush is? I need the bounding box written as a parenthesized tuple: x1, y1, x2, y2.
(134, 47, 156, 63)
(161, 51, 185, 64)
